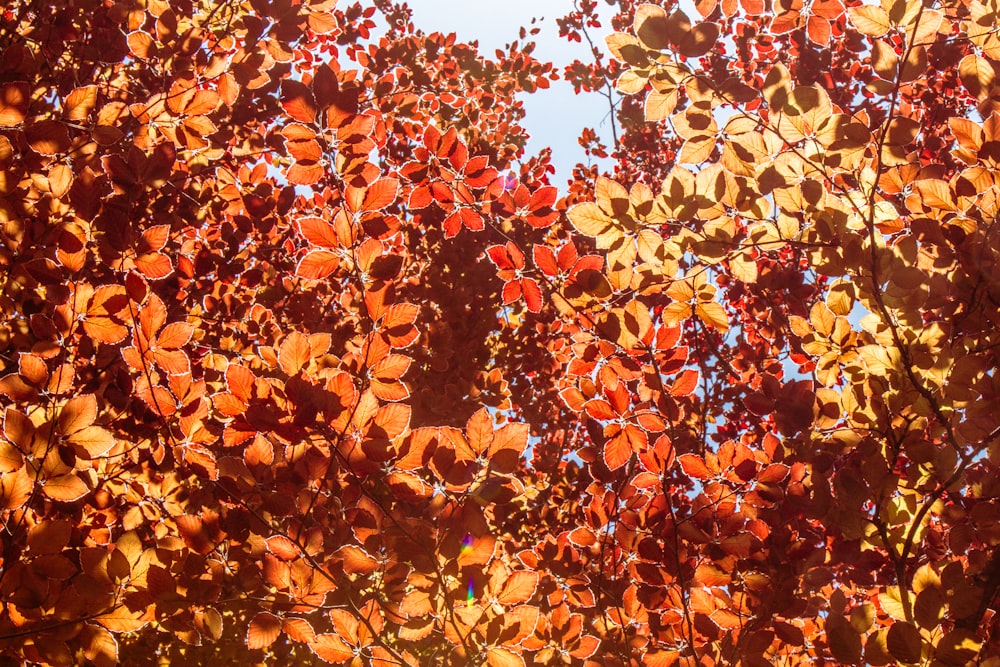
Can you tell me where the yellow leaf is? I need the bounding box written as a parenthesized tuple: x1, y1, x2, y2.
(595, 177, 629, 216)
(848, 5, 891, 36)
(645, 90, 677, 121)
(878, 586, 907, 621)
(730, 251, 757, 283)
(95, 606, 151, 633)
(567, 202, 613, 237)
(959, 54, 996, 100)
(696, 301, 728, 332)
(661, 302, 692, 326)
(617, 70, 649, 95)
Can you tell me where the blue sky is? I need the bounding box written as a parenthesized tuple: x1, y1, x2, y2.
(405, 1, 619, 184)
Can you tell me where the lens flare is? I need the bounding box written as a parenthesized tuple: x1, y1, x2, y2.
(466, 577, 475, 608)
(460, 533, 474, 554)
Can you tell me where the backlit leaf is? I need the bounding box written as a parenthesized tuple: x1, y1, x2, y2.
(248, 612, 282, 649)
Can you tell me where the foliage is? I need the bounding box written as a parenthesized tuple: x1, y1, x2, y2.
(0, 0, 999, 664)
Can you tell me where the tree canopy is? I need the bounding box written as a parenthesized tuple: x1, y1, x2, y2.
(1, 0, 1000, 664)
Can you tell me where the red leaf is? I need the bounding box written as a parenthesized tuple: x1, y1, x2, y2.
(758, 463, 790, 484)
(521, 278, 543, 313)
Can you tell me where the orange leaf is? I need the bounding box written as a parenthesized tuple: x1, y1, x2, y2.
(677, 454, 713, 480)
(80, 624, 118, 667)
(156, 322, 193, 350)
(94, 605, 150, 633)
(126, 30, 157, 59)
(135, 253, 173, 279)
(670, 369, 700, 396)
(299, 217, 341, 248)
(63, 85, 97, 122)
(329, 609, 362, 646)
(266, 535, 300, 561)
(372, 354, 411, 381)
(694, 562, 732, 586)
(298, 250, 340, 279)
(283, 617, 316, 643)
(27, 519, 72, 554)
(311, 633, 354, 663)
(43, 473, 89, 502)
(282, 80, 317, 124)
(604, 429, 633, 471)
(466, 408, 494, 457)
(496, 571, 538, 606)
(361, 178, 399, 212)
(58, 394, 97, 435)
(247, 612, 282, 649)
(68, 426, 116, 459)
(0, 466, 32, 509)
(279, 331, 311, 376)
(83, 316, 129, 344)
(0, 82, 29, 127)
(486, 646, 524, 667)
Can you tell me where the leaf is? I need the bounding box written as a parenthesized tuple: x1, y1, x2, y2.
(670, 369, 700, 396)
(282, 80, 317, 124)
(64, 85, 97, 122)
(828, 619, 863, 664)
(696, 301, 729, 332)
(0, 82, 29, 127)
(59, 394, 97, 435)
(465, 408, 494, 457)
(677, 454, 713, 479)
(27, 519, 72, 554)
(604, 430, 633, 471)
(567, 202, 613, 237)
(298, 250, 341, 279)
(68, 426, 116, 459)
(279, 331, 312, 376)
(247, 612, 282, 649)
(361, 178, 399, 212)
(0, 467, 32, 510)
(959, 54, 996, 100)
(81, 625, 118, 667)
(496, 571, 538, 606)
(886, 622, 923, 664)
(311, 633, 354, 663)
(635, 4, 671, 50)
(848, 5, 891, 36)
(94, 606, 150, 633)
(486, 646, 524, 667)
(43, 473, 89, 502)
(283, 618, 316, 644)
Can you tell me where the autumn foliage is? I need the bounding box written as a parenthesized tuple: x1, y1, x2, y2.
(1, 0, 1000, 664)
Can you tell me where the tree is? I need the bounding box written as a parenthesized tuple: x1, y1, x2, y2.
(0, 0, 999, 663)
